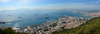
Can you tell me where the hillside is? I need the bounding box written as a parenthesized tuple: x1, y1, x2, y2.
(52, 17, 100, 34)
(0, 27, 29, 34)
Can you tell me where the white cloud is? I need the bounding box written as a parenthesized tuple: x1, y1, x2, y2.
(29, 4, 100, 10)
(69, 5, 100, 9)
(0, 0, 10, 2)
(16, 0, 32, 4)
(75, 3, 85, 4)
(16, 0, 40, 4)
(48, 3, 85, 6)
(96, 0, 100, 4)
(0, 6, 31, 11)
(48, 4, 58, 5)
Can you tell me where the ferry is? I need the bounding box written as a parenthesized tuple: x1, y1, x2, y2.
(44, 17, 49, 19)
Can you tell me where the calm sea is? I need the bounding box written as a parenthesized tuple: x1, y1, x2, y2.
(0, 10, 90, 27)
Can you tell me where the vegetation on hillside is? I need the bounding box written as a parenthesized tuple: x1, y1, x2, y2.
(0, 27, 29, 34)
(52, 17, 100, 34)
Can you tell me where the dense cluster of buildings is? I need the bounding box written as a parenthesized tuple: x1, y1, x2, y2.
(11, 16, 89, 34)
(0, 15, 90, 34)
(11, 11, 100, 34)
(0, 10, 100, 34)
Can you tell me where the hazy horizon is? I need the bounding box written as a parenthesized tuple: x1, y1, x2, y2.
(0, 0, 100, 11)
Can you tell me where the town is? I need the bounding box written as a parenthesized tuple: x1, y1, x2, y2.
(11, 15, 90, 34)
(1, 10, 100, 34)
(12, 10, 100, 34)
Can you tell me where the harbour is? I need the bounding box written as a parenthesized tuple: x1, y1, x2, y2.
(0, 10, 89, 27)
(0, 10, 91, 34)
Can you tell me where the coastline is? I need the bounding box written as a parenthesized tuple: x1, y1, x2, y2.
(0, 10, 98, 34)
(73, 11, 100, 18)
(20, 15, 90, 34)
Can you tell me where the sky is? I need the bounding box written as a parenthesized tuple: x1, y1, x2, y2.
(0, 0, 100, 11)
